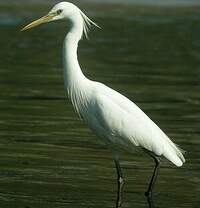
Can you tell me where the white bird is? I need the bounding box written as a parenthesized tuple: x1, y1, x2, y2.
(21, 2, 185, 207)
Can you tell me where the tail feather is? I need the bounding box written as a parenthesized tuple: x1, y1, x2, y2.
(163, 138, 185, 167)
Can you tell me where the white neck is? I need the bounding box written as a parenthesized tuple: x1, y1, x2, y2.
(62, 12, 87, 93)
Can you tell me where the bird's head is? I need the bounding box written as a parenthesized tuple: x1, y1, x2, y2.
(21, 2, 99, 38)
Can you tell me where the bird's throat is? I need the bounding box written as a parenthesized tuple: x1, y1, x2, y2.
(63, 32, 85, 94)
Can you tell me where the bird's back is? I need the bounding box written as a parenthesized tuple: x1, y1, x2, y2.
(73, 80, 185, 167)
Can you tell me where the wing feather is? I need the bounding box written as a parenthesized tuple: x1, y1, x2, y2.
(87, 83, 185, 166)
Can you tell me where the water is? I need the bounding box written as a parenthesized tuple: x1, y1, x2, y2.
(0, 1, 200, 208)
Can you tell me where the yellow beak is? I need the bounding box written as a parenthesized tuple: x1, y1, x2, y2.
(21, 13, 57, 31)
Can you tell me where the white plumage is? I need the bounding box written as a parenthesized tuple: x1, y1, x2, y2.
(21, 2, 185, 206)
(58, 2, 185, 167)
(69, 78, 185, 166)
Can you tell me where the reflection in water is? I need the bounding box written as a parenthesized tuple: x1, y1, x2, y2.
(115, 150, 161, 208)
(146, 197, 154, 208)
(0, 1, 199, 208)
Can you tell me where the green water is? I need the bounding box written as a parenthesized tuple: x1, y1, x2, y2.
(0, 2, 200, 208)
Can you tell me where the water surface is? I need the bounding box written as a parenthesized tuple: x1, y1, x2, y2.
(0, 1, 199, 208)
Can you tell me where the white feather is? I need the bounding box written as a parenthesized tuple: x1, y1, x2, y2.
(56, 2, 185, 167)
(79, 9, 100, 39)
(74, 82, 185, 166)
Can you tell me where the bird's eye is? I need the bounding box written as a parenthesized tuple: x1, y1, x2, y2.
(57, 9, 63, 15)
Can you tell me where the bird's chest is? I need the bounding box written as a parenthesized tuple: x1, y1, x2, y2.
(71, 93, 106, 137)
(77, 99, 118, 145)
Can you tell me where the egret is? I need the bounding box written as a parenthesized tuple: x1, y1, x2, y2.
(21, 2, 185, 207)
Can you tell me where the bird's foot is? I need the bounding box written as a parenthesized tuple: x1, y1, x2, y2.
(116, 201, 122, 208)
(145, 191, 155, 208)
(145, 190, 153, 198)
(116, 177, 124, 208)
(119, 176, 124, 186)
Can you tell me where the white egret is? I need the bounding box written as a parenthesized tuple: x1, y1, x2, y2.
(21, 2, 185, 207)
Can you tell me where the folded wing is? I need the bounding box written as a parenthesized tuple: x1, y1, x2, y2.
(89, 83, 185, 167)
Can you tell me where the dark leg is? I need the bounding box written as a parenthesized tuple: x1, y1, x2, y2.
(145, 155, 160, 208)
(114, 158, 124, 208)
